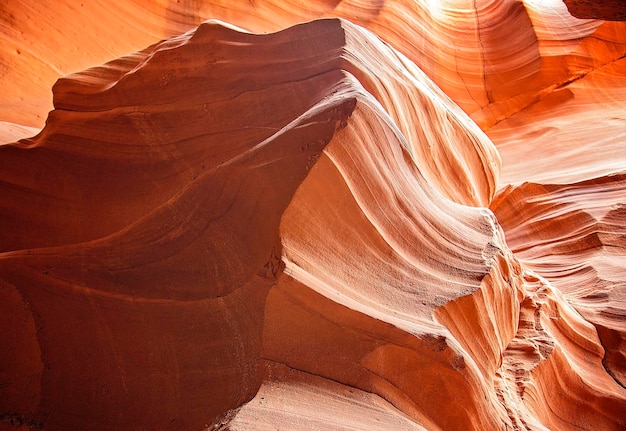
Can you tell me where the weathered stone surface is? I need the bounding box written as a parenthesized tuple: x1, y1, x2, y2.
(1, 2, 625, 430)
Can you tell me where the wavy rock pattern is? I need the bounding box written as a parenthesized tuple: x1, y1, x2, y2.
(1, 2, 625, 431)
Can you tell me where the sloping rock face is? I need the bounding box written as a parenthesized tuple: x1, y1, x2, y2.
(1, 2, 625, 431)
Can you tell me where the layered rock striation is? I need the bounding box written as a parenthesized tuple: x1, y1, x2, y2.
(1, 2, 625, 431)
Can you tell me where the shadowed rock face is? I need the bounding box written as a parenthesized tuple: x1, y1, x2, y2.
(563, 0, 626, 21)
(0, 3, 625, 431)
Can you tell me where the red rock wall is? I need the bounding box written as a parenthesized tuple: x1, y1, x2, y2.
(1, 2, 625, 430)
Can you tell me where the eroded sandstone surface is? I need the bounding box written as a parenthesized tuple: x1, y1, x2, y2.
(1, 1, 625, 430)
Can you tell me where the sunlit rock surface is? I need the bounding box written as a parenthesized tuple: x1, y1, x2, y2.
(1, 2, 625, 431)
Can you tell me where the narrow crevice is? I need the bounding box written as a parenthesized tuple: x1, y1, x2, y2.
(602, 355, 626, 390)
(454, 45, 484, 109)
(473, 0, 493, 104)
(484, 52, 626, 130)
(594, 324, 626, 390)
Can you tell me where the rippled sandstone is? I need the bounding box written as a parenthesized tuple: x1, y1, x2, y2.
(1, 2, 625, 431)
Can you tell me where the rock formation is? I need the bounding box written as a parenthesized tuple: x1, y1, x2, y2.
(1, 1, 624, 430)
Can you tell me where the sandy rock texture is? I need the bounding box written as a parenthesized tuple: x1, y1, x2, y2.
(1, 1, 625, 431)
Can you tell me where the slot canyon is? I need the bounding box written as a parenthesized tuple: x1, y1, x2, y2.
(1, 1, 625, 430)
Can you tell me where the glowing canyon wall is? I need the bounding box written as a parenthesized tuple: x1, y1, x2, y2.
(1, 1, 625, 430)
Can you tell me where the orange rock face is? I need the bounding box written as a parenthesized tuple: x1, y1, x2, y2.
(1, 2, 625, 431)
